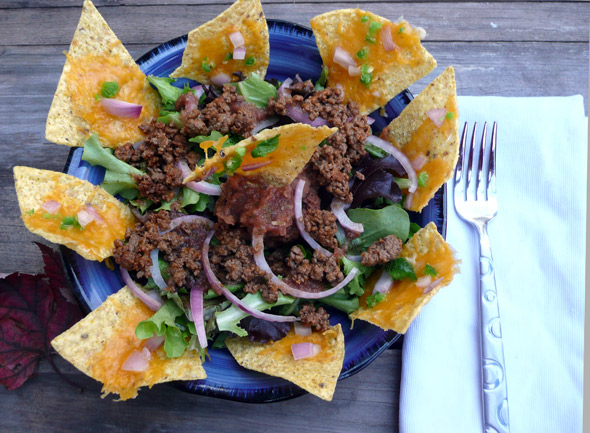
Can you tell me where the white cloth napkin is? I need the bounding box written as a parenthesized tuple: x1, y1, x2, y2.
(399, 96, 587, 433)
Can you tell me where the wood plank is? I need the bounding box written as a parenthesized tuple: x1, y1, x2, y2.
(0, 2, 588, 46)
(0, 40, 587, 274)
(0, 350, 401, 432)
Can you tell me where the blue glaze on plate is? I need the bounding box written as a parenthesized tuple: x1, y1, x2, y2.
(61, 20, 445, 403)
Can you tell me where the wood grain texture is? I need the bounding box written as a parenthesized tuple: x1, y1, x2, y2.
(0, 1, 587, 431)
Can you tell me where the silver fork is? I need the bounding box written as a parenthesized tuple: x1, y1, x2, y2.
(454, 122, 509, 433)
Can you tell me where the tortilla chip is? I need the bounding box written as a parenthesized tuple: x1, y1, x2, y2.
(46, 0, 159, 148)
(170, 0, 269, 83)
(350, 223, 459, 334)
(51, 286, 206, 400)
(310, 9, 436, 114)
(381, 67, 459, 212)
(226, 324, 344, 401)
(185, 124, 337, 187)
(13, 166, 135, 262)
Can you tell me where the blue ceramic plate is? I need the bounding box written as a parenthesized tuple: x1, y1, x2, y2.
(61, 20, 446, 403)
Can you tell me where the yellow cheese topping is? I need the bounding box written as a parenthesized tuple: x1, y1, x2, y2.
(65, 52, 159, 148)
(258, 328, 339, 364)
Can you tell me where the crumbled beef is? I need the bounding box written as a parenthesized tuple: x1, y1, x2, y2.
(285, 245, 312, 285)
(114, 142, 142, 167)
(361, 235, 403, 267)
(179, 85, 268, 139)
(304, 209, 338, 251)
(215, 175, 296, 239)
(285, 246, 343, 288)
(299, 303, 330, 332)
(310, 145, 353, 203)
(289, 79, 315, 97)
(209, 225, 279, 303)
(310, 251, 344, 284)
(112, 211, 210, 292)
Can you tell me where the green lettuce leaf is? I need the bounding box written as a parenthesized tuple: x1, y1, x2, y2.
(233, 73, 277, 108)
(347, 204, 410, 253)
(147, 76, 184, 110)
(318, 289, 359, 314)
(215, 292, 294, 337)
(340, 256, 373, 297)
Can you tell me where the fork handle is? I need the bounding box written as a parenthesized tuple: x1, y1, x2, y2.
(477, 224, 510, 433)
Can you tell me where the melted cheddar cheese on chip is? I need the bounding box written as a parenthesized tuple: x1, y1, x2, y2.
(46, 0, 159, 148)
(13, 166, 135, 262)
(351, 223, 460, 334)
(311, 9, 436, 115)
(51, 286, 207, 400)
(227, 324, 344, 401)
(170, 0, 269, 84)
(381, 67, 460, 212)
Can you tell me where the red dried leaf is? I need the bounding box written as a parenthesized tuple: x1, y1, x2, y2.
(0, 243, 83, 390)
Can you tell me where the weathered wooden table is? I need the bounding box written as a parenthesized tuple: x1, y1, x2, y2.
(0, 1, 587, 431)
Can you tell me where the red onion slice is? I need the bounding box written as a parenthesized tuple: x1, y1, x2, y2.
(277, 78, 293, 99)
(294, 322, 312, 337)
(252, 231, 359, 299)
(202, 231, 298, 322)
(294, 179, 332, 256)
(190, 286, 208, 349)
(177, 161, 222, 196)
(381, 26, 396, 52)
(192, 85, 204, 99)
(150, 249, 168, 291)
(144, 335, 165, 352)
(233, 46, 246, 60)
(291, 342, 321, 361)
(211, 73, 231, 87)
(367, 116, 375, 125)
(333, 47, 356, 69)
(331, 198, 364, 235)
(366, 135, 417, 193)
(76, 208, 95, 228)
(373, 270, 394, 294)
(346, 255, 362, 262)
(101, 98, 142, 118)
(229, 30, 245, 48)
(120, 267, 164, 311)
(422, 277, 444, 294)
(252, 116, 279, 135)
(121, 349, 150, 372)
(404, 192, 414, 209)
(241, 160, 272, 172)
(285, 105, 328, 127)
(41, 200, 60, 214)
(426, 108, 447, 128)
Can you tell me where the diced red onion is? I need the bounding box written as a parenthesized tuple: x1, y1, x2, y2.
(121, 349, 149, 372)
(366, 135, 417, 193)
(41, 200, 60, 214)
(76, 208, 95, 228)
(415, 27, 427, 40)
(190, 285, 208, 349)
(101, 98, 142, 118)
(346, 255, 362, 262)
(291, 342, 321, 361)
(211, 73, 231, 87)
(120, 267, 164, 311)
(278, 78, 293, 99)
(422, 277, 444, 294)
(285, 105, 328, 127)
(251, 231, 359, 299)
(373, 270, 394, 294)
(411, 154, 428, 170)
(294, 179, 332, 256)
(241, 160, 272, 172)
(367, 117, 375, 125)
(381, 26, 396, 52)
(416, 275, 432, 288)
(348, 65, 361, 76)
(144, 335, 165, 352)
(142, 347, 152, 361)
(252, 116, 279, 135)
(233, 46, 246, 60)
(372, 91, 381, 98)
(331, 198, 363, 235)
(176, 161, 222, 196)
(191, 85, 204, 99)
(426, 108, 447, 128)
(333, 47, 356, 69)
(202, 230, 298, 322)
(84, 204, 103, 223)
(150, 249, 168, 291)
(294, 322, 312, 337)
(229, 30, 245, 48)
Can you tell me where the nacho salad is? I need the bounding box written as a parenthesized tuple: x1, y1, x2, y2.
(13, 0, 461, 401)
